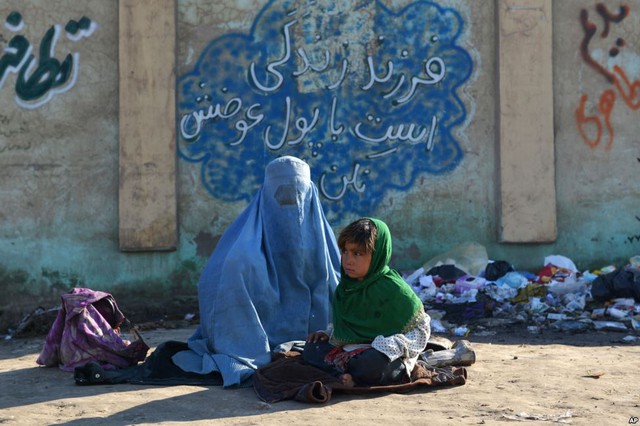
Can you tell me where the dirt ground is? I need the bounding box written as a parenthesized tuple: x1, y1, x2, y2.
(1, 324, 638, 426)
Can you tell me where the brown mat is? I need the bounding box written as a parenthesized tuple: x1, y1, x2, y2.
(253, 352, 467, 403)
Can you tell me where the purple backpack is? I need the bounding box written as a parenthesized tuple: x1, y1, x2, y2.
(37, 287, 149, 371)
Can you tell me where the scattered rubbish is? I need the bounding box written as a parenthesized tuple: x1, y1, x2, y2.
(561, 292, 587, 312)
(546, 279, 586, 297)
(527, 298, 550, 314)
(455, 275, 487, 294)
(598, 265, 617, 274)
(547, 313, 567, 321)
(452, 326, 469, 337)
(402, 251, 640, 338)
(496, 272, 529, 290)
(483, 283, 519, 302)
(591, 268, 640, 301)
(485, 260, 514, 281)
(428, 310, 447, 320)
(403, 267, 425, 285)
(551, 320, 592, 333)
(512, 284, 547, 304)
(431, 319, 448, 334)
(593, 321, 627, 332)
(606, 307, 628, 320)
(421, 241, 489, 277)
(536, 264, 574, 285)
(610, 298, 636, 310)
(544, 255, 578, 272)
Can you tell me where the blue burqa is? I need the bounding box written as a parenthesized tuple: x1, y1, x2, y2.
(173, 156, 340, 387)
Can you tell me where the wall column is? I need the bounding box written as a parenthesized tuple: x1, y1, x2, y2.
(497, 0, 556, 242)
(118, 0, 177, 251)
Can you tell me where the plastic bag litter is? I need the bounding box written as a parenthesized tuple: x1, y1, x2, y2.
(403, 267, 424, 285)
(526, 297, 550, 314)
(484, 283, 519, 302)
(496, 271, 529, 289)
(410, 275, 437, 303)
(546, 276, 587, 297)
(562, 292, 586, 312)
(430, 319, 448, 333)
(544, 255, 578, 272)
(484, 260, 514, 281)
(591, 268, 640, 302)
(455, 276, 487, 294)
(422, 242, 488, 277)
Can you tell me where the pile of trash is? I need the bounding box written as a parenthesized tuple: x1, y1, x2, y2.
(402, 242, 640, 340)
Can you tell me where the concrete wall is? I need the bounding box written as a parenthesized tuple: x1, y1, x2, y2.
(1, 0, 639, 332)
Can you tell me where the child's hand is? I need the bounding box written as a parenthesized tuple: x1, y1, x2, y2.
(306, 331, 329, 343)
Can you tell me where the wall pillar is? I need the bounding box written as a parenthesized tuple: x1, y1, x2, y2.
(118, 0, 177, 251)
(497, 0, 556, 243)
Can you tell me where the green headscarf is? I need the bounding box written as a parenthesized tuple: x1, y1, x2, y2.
(331, 218, 424, 345)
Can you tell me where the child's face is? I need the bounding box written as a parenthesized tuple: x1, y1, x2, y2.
(341, 242, 372, 281)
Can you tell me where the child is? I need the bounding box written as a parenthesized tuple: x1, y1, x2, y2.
(303, 217, 431, 387)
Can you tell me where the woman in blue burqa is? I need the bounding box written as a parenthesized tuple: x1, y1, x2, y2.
(173, 156, 340, 387)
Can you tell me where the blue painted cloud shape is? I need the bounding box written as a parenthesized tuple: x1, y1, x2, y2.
(177, 0, 472, 220)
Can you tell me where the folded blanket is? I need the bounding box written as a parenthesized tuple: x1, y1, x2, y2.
(253, 352, 467, 403)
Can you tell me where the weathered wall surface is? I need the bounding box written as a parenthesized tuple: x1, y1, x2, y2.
(176, 0, 493, 268)
(553, 1, 640, 266)
(0, 1, 118, 327)
(0, 0, 195, 331)
(1, 0, 639, 332)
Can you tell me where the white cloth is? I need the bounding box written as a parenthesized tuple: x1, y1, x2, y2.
(371, 311, 431, 375)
